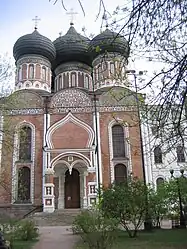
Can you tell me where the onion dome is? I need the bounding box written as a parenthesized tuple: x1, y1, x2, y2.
(13, 29, 56, 63)
(53, 25, 92, 67)
(90, 28, 129, 59)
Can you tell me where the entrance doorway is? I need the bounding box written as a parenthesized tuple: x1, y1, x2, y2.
(65, 168, 80, 208)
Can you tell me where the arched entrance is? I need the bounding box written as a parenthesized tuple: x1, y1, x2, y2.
(65, 168, 80, 208)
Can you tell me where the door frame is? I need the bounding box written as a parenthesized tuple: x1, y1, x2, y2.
(64, 168, 80, 209)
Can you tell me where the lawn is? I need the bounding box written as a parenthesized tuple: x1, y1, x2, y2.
(12, 240, 36, 249)
(77, 229, 187, 249)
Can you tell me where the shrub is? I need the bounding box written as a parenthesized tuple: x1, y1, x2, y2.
(72, 208, 118, 249)
(13, 220, 39, 241)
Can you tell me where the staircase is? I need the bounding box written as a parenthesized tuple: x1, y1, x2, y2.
(29, 209, 82, 226)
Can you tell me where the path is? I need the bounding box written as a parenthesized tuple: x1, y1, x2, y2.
(33, 226, 79, 249)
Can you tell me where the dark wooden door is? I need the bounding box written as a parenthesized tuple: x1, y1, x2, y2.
(65, 169, 80, 208)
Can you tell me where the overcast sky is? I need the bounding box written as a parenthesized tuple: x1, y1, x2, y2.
(0, 0, 125, 55)
(0, 0, 162, 98)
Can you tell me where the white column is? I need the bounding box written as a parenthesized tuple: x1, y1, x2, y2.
(58, 175, 65, 209)
(83, 171, 88, 208)
(96, 112, 103, 185)
(93, 113, 99, 189)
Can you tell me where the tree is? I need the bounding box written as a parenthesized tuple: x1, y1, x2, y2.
(101, 177, 149, 238)
(149, 182, 170, 228)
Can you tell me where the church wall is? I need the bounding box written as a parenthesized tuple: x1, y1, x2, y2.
(99, 111, 143, 187)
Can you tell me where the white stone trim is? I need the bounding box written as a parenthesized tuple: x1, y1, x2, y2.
(50, 151, 91, 170)
(96, 112, 103, 184)
(46, 112, 94, 148)
(12, 121, 36, 204)
(108, 118, 130, 183)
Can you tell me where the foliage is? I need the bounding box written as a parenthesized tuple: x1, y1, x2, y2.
(72, 208, 118, 249)
(12, 220, 39, 241)
(149, 182, 170, 228)
(101, 177, 149, 238)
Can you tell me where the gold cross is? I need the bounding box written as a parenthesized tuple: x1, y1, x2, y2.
(32, 15, 41, 30)
(66, 8, 78, 25)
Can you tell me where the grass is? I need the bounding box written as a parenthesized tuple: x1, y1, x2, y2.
(12, 240, 37, 249)
(77, 229, 187, 249)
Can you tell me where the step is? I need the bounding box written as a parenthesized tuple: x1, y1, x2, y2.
(29, 209, 82, 226)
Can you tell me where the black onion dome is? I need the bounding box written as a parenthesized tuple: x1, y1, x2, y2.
(13, 29, 56, 63)
(90, 29, 129, 59)
(53, 26, 92, 67)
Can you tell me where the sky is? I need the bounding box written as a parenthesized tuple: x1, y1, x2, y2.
(0, 0, 124, 55)
(0, 0, 162, 96)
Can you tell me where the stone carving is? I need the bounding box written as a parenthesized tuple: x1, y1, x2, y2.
(7, 108, 43, 115)
(51, 89, 92, 108)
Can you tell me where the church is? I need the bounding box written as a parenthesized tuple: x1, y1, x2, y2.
(0, 18, 145, 214)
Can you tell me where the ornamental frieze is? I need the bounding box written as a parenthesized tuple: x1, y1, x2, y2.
(51, 89, 92, 108)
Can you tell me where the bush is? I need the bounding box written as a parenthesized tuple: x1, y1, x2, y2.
(13, 220, 39, 241)
(72, 208, 118, 249)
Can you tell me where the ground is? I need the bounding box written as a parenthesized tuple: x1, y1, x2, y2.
(76, 229, 187, 249)
(33, 226, 78, 249)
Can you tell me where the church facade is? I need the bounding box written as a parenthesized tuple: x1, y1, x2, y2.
(0, 23, 144, 214)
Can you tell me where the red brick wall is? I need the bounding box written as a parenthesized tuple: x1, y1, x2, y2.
(50, 113, 93, 149)
(0, 114, 44, 205)
(99, 111, 143, 187)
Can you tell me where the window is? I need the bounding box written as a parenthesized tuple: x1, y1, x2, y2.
(110, 63, 115, 74)
(29, 64, 34, 79)
(18, 67, 22, 81)
(114, 164, 127, 184)
(42, 67, 46, 81)
(71, 74, 76, 87)
(177, 145, 185, 163)
(19, 126, 32, 161)
(156, 177, 164, 188)
(154, 146, 162, 164)
(59, 75, 62, 89)
(112, 124, 125, 158)
(98, 65, 102, 80)
(85, 76, 89, 89)
(17, 167, 31, 202)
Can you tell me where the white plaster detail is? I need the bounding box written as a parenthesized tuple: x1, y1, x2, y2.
(108, 118, 130, 183)
(12, 121, 36, 204)
(50, 151, 91, 170)
(51, 88, 92, 108)
(46, 112, 94, 148)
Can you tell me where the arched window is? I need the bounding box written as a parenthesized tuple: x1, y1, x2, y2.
(29, 64, 34, 79)
(84, 75, 89, 89)
(112, 124, 125, 158)
(19, 126, 32, 161)
(55, 79, 58, 91)
(156, 177, 164, 189)
(59, 75, 62, 89)
(154, 146, 162, 164)
(71, 74, 76, 87)
(17, 167, 31, 202)
(114, 164, 127, 184)
(176, 145, 185, 162)
(18, 67, 22, 81)
(42, 66, 46, 81)
(98, 64, 102, 80)
(110, 63, 115, 75)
